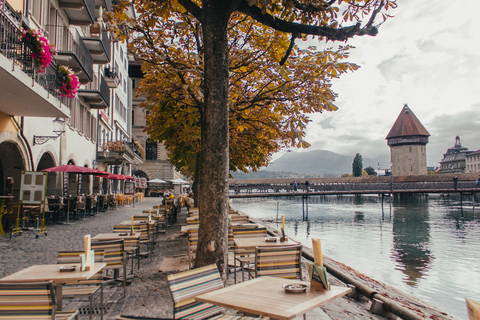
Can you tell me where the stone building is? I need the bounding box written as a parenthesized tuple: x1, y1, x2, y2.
(439, 136, 469, 173)
(465, 149, 480, 173)
(128, 60, 183, 189)
(386, 105, 430, 176)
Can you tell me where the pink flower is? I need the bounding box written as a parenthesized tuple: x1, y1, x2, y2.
(22, 28, 57, 73)
(58, 65, 81, 98)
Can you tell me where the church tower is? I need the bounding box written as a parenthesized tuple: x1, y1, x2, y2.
(386, 105, 430, 176)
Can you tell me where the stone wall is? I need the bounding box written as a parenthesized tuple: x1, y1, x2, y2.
(391, 144, 427, 176)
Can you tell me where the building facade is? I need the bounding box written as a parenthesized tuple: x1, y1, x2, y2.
(128, 60, 182, 190)
(465, 150, 480, 173)
(0, 0, 142, 199)
(438, 136, 468, 173)
(386, 105, 430, 176)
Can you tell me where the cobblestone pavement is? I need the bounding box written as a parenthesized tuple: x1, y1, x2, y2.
(0, 197, 185, 320)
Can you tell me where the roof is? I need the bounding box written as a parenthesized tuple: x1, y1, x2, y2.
(386, 105, 430, 139)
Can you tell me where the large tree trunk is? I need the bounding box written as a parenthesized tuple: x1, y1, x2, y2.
(194, 0, 233, 278)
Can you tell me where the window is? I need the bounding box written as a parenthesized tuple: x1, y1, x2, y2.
(145, 140, 157, 160)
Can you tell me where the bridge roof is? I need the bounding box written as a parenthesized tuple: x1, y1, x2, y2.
(386, 104, 430, 139)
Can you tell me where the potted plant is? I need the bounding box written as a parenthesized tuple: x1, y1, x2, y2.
(58, 65, 81, 98)
(21, 29, 57, 73)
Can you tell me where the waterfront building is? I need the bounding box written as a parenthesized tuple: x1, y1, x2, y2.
(386, 105, 430, 176)
(439, 136, 469, 173)
(465, 149, 480, 173)
(128, 59, 183, 190)
(0, 0, 142, 198)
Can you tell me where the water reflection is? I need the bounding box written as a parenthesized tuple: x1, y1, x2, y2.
(391, 196, 433, 287)
(354, 211, 364, 223)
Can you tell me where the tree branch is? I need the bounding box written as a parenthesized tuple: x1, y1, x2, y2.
(237, 3, 379, 41)
(176, 0, 203, 21)
(279, 33, 298, 66)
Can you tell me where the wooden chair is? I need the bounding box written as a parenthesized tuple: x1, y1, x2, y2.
(56, 251, 105, 320)
(76, 196, 86, 220)
(253, 244, 303, 280)
(232, 227, 267, 283)
(113, 225, 141, 271)
(167, 264, 257, 320)
(0, 281, 79, 320)
(91, 239, 127, 297)
(187, 228, 198, 269)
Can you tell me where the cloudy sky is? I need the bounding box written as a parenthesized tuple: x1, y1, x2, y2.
(287, 0, 480, 169)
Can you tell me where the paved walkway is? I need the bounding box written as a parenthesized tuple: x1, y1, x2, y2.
(0, 197, 185, 319)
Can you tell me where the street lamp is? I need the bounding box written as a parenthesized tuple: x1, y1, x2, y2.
(33, 118, 66, 146)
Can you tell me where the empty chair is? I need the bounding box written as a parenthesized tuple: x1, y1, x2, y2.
(254, 244, 303, 279)
(167, 264, 257, 320)
(187, 228, 198, 269)
(232, 227, 267, 283)
(0, 281, 79, 320)
(56, 251, 105, 320)
(91, 239, 127, 297)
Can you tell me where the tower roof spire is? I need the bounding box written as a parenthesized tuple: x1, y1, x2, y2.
(386, 104, 430, 140)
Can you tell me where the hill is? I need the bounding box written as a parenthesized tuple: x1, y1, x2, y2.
(230, 150, 385, 179)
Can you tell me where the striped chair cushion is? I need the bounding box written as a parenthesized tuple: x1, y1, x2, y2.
(0, 281, 55, 320)
(91, 239, 125, 269)
(167, 264, 225, 319)
(254, 244, 303, 279)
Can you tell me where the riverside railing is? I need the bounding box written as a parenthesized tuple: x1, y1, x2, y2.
(229, 180, 479, 196)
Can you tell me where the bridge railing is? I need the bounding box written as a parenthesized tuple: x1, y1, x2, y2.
(229, 180, 478, 195)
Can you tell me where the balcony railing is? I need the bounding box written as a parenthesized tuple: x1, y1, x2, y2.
(83, 27, 111, 64)
(0, 9, 72, 115)
(78, 74, 110, 109)
(59, 0, 95, 26)
(47, 25, 94, 84)
(104, 66, 119, 88)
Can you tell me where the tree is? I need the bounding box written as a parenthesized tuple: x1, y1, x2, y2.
(364, 166, 377, 176)
(352, 153, 363, 177)
(111, 0, 397, 277)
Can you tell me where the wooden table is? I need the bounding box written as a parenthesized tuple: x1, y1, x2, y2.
(234, 236, 300, 250)
(92, 232, 140, 241)
(195, 277, 351, 320)
(0, 262, 106, 311)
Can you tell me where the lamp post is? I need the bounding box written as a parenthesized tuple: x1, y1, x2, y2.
(33, 118, 66, 146)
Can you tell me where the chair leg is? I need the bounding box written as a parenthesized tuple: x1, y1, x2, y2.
(89, 294, 93, 320)
(100, 282, 104, 320)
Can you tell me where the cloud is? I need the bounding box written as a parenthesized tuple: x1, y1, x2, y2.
(291, 0, 480, 171)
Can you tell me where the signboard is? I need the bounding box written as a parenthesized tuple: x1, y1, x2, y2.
(19, 171, 48, 204)
(125, 181, 135, 195)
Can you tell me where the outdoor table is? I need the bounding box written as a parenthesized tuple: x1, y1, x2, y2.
(0, 262, 106, 311)
(92, 232, 141, 241)
(234, 236, 300, 250)
(195, 276, 351, 320)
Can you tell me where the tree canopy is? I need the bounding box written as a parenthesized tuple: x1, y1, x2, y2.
(110, 0, 397, 276)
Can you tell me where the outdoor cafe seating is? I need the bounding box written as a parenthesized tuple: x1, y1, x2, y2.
(167, 264, 257, 320)
(0, 281, 80, 320)
(56, 250, 106, 320)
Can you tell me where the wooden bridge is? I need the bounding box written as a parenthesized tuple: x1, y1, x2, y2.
(228, 172, 480, 198)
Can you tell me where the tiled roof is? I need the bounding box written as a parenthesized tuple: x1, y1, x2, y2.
(386, 105, 430, 139)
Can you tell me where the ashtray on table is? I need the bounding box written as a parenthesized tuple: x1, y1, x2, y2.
(265, 237, 277, 242)
(119, 233, 128, 236)
(283, 283, 307, 293)
(59, 265, 76, 272)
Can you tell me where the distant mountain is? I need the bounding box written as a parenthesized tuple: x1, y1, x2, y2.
(230, 150, 385, 179)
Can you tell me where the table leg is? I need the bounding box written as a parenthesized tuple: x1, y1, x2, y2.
(55, 284, 63, 311)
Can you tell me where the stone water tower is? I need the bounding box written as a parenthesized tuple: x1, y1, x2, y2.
(386, 105, 430, 176)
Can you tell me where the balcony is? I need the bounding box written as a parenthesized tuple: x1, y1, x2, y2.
(104, 66, 119, 88)
(59, 0, 95, 26)
(48, 25, 94, 84)
(78, 75, 110, 109)
(83, 25, 111, 64)
(97, 140, 144, 165)
(0, 8, 69, 118)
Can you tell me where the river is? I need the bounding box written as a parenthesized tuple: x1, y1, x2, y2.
(230, 194, 480, 320)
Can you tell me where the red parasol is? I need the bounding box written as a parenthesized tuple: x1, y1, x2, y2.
(104, 173, 127, 180)
(43, 165, 109, 175)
